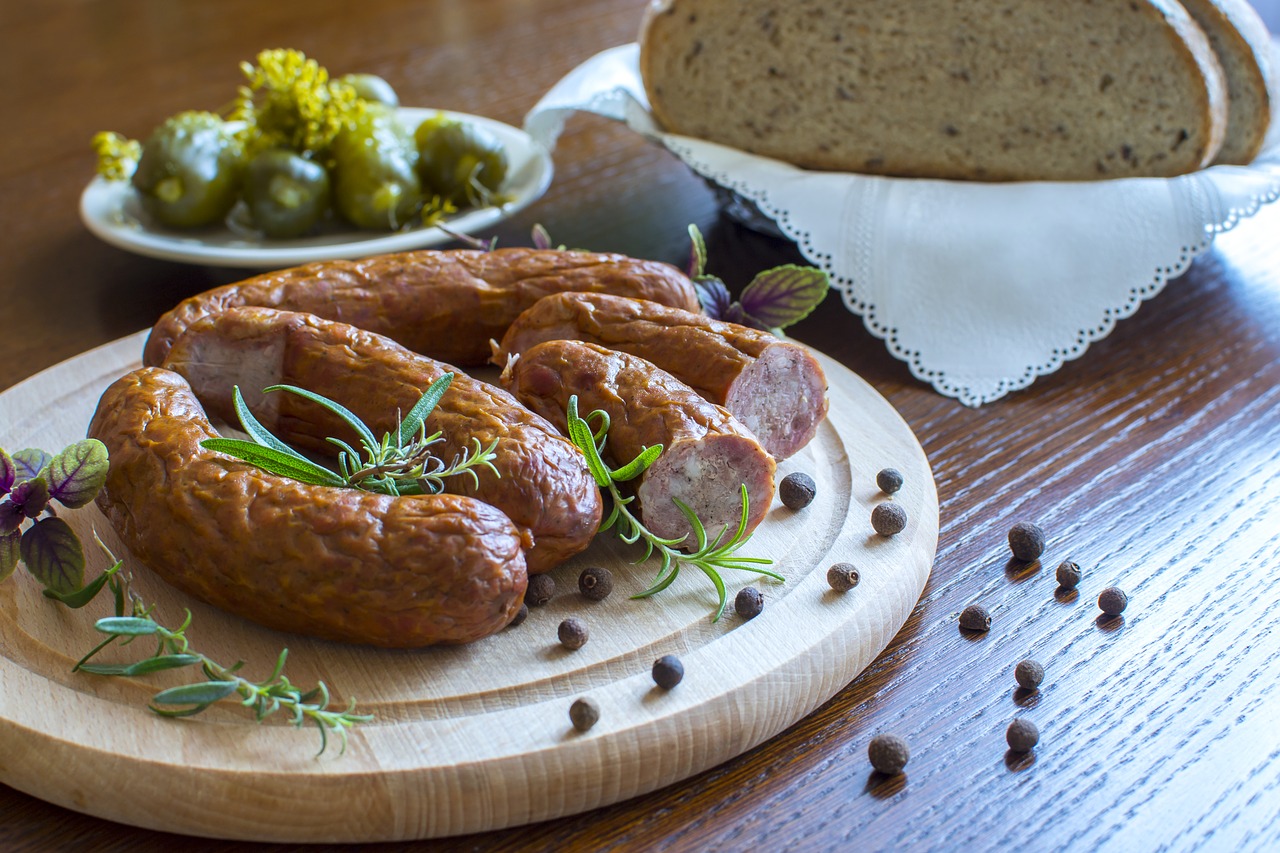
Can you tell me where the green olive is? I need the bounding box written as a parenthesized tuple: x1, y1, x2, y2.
(414, 116, 509, 207)
(331, 106, 422, 230)
(340, 73, 400, 108)
(131, 111, 244, 229)
(243, 149, 331, 238)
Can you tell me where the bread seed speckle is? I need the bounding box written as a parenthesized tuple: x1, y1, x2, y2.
(868, 734, 910, 775)
(1015, 659, 1044, 690)
(736, 586, 764, 620)
(578, 566, 614, 601)
(779, 472, 817, 509)
(1008, 521, 1046, 561)
(558, 617, 589, 650)
(959, 603, 992, 632)
(652, 654, 685, 690)
(1006, 718, 1040, 752)
(569, 697, 599, 732)
(1098, 586, 1128, 616)
(827, 562, 861, 592)
(526, 573, 555, 607)
(871, 502, 907, 536)
(876, 468, 904, 494)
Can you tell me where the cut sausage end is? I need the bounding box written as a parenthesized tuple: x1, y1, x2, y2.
(725, 342, 829, 460)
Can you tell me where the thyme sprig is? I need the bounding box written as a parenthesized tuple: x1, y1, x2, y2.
(70, 537, 371, 756)
(200, 376, 499, 497)
(564, 396, 781, 621)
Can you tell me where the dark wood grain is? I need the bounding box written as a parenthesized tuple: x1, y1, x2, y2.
(3, 1, 1280, 850)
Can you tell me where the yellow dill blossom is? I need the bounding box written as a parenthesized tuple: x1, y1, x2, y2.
(231, 48, 361, 158)
(91, 131, 141, 181)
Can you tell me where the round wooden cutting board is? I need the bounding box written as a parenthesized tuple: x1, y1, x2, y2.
(0, 330, 936, 842)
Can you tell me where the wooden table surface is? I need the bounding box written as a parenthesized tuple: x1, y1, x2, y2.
(3, 1, 1279, 850)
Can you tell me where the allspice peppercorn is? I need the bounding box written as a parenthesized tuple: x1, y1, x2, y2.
(1006, 718, 1039, 752)
(578, 566, 614, 601)
(868, 734, 910, 775)
(1014, 659, 1044, 690)
(507, 603, 529, 629)
(558, 617, 589, 650)
(569, 697, 599, 732)
(1098, 587, 1129, 616)
(1008, 521, 1046, 562)
(876, 468, 904, 494)
(871, 502, 907, 536)
(779, 472, 817, 510)
(652, 654, 685, 690)
(736, 586, 764, 620)
(827, 562, 861, 592)
(1056, 560, 1082, 589)
(526, 573, 555, 607)
(959, 603, 992, 632)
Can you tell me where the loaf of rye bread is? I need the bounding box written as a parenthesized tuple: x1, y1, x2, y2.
(639, 0, 1234, 181)
(1177, 0, 1274, 164)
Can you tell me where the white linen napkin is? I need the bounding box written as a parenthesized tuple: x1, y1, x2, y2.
(524, 44, 1280, 406)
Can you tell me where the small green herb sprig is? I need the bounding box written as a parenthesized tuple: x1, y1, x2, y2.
(200, 375, 499, 497)
(71, 539, 370, 756)
(564, 396, 781, 621)
(1, 440, 109, 593)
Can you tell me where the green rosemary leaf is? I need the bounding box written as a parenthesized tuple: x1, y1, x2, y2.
(42, 559, 120, 608)
(200, 438, 345, 487)
(634, 563, 682, 598)
(79, 654, 202, 677)
(609, 444, 662, 483)
(150, 703, 214, 718)
(673, 498, 710, 553)
(95, 616, 162, 636)
(151, 680, 241, 706)
(268, 648, 290, 682)
(705, 566, 729, 622)
(398, 374, 454, 445)
(264, 384, 378, 452)
(231, 387, 303, 458)
(566, 397, 611, 487)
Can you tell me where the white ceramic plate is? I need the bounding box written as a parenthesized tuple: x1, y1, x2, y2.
(79, 108, 554, 268)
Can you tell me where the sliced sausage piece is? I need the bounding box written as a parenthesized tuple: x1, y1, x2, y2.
(494, 292, 829, 459)
(87, 368, 527, 648)
(163, 307, 602, 573)
(501, 340, 777, 546)
(144, 247, 700, 368)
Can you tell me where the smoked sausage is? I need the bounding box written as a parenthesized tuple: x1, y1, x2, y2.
(501, 340, 777, 546)
(494, 292, 828, 459)
(87, 368, 527, 648)
(144, 247, 701, 368)
(163, 307, 603, 573)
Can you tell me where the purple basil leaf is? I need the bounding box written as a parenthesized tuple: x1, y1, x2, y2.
(531, 223, 553, 250)
(723, 301, 770, 331)
(738, 264, 830, 330)
(20, 516, 85, 595)
(694, 276, 732, 320)
(0, 529, 18, 582)
(11, 448, 51, 486)
(46, 439, 109, 509)
(686, 224, 709, 279)
(11, 477, 51, 519)
(0, 501, 22, 536)
(1, 448, 15, 493)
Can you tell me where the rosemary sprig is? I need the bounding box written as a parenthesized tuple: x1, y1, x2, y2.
(564, 396, 781, 621)
(200, 375, 499, 497)
(70, 537, 371, 756)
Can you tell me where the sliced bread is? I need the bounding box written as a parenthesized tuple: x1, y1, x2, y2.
(1177, 0, 1274, 163)
(639, 0, 1230, 180)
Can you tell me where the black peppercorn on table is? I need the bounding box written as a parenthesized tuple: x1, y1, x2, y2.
(3, 0, 1280, 850)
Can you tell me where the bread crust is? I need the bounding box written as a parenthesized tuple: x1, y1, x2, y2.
(640, 0, 1231, 180)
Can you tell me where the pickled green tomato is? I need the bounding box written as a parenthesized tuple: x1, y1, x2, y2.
(331, 106, 422, 230)
(414, 116, 508, 206)
(244, 150, 331, 238)
(131, 112, 244, 228)
(339, 73, 400, 108)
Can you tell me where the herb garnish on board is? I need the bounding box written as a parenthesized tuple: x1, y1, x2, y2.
(564, 396, 782, 622)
